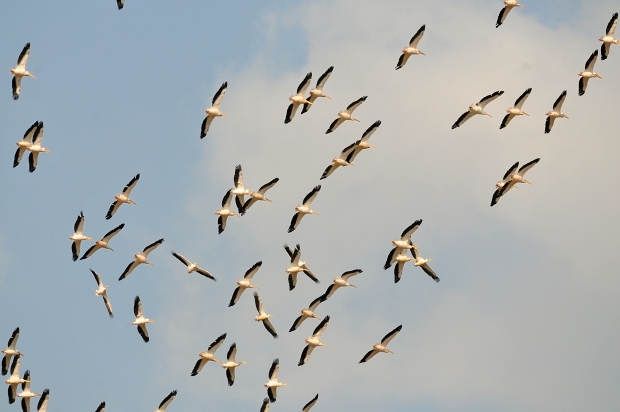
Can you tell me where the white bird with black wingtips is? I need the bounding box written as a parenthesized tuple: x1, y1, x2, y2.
(578, 50, 602, 96)
(10, 43, 35, 100)
(452, 91, 504, 129)
(2, 328, 22, 376)
(201, 81, 228, 138)
(289, 295, 324, 332)
(264, 358, 287, 403)
(119, 238, 164, 281)
(302, 66, 333, 114)
(132, 296, 155, 343)
(345, 120, 381, 163)
(492, 158, 540, 206)
(106, 174, 139, 220)
(90, 269, 113, 318)
(80, 223, 124, 260)
(496, 0, 525, 28)
(229, 261, 262, 307)
(231, 165, 254, 213)
(384, 219, 422, 270)
(320, 141, 357, 180)
(288, 185, 321, 233)
(545, 90, 568, 134)
(491, 161, 520, 206)
(326, 96, 367, 134)
(153, 390, 177, 412)
(599, 12, 618, 60)
(395, 25, 426, 69)
(359, 325, 402, 363)
(26, 121, 51, 173)
(241, 177, 279, 216)
(5, 356, 27, 404)
(191, 333, 226, 376)
(322, 269, 363, 301)
(285, 72, 313, 124)
(13, 121, 38, 168)
(171, 251, 215, 281)
(254, 292, 278, 339)
(393, 249, 414, 283)
(215, 189, 240, 234)
(298, 316, 330, 366)
(284, 244, 319, 291)
(411, 246, 440, 282)
(17, 370, 40, 412)
(221, 343, 246, 386)
(500, 88, 531, 129)
(69, 212, 92, 261)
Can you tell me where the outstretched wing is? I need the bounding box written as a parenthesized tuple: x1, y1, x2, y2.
(212, 81, 227, 107)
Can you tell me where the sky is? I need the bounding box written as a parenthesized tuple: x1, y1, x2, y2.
(1, 0, 620, 411)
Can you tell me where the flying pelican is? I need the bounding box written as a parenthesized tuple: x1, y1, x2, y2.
(298, 316, 330, 366)
(359, 325, 402, 363)
(493, 158, 540, 205)
(326, 96, 367, 134)
(116, 0, 124, 9)
(322, 269, 363, 301)
(201, 81, 228, 138)
(36, 389, 49, 412)
(289, 295, 324, 332)
(393, 249, 414, 283)
(106, 174, 140, 220)
(411, 246, 440, 282)
(171, 251, 215, 281)
(191, 333, 226, 376)
(384, 219, 422, 269)
(288, 185, 321, 233)
(345, 120, 381, 163)
(302, 394, 319, 412)
(18, 370, 40, 412)
(491, 161, 520, 206)
(229, 261, 262, 307)
(119, 238, 164, 281)
(216, 190, 240, 234)
(600, 12, 618, 60)
(260, 397, 270, 412)
(90, 269, 113, 318)
(231, 165, 254, 213)
(578, 50, 602, 96)
(69, 211, 92, 261)
(545, 90, 568, 134)
(221, 343, 246, 386)
(240, 177, 279, 216)
(284, 244, 319, 290)
(2, 328, 22, 376)
(26, 121, 51, 173)
(154, 390, 177, 412)
(285, 72, 312, 124)
(5, 356, 27, 404)
(254, 292, 278, 339)
(95, 402, 105, 412)
(500, 88, 531, 129)
(452, 91, 504, 129)
(395, 25, 426, 70)
(320, 141, 357, 180)
(132, 296, 155, 343)
(496, 1, 525, 28)
(301, 66, 333, 114)
(13, 121, 39, 168)
(264, 358, 287, 402)
(80, 223, 124, 260)
(10, 43, 34, 100)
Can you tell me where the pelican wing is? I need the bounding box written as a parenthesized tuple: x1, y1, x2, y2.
(601, 42, 611, 60)
(360, 120, 381, 142)
(288, 212, 303, 233)
(285, 103, 299, 124)
(302, 185, 321, 206)
(341, 269, 362, 281)
(584, 49, 598, 72)
(137, 324, 149, 343)
(22, 397, 31, 412)
(303, 269, 319, 283)
(400, 219, 422, 240)
(95, 402, 105, 412)
(289, 314, 307, 332)
(102, 292, 114, 318)
(544, 116, 555, 134)
(311, 315, 330, 338)
(302, 394, 319, 412)
(158, 390, 177, 410)
(394, 261, 404, 283)
(381, 324, 403, 345)
(502, 161, 520, 181)
(142, 238, 164, 256)
(359, 349, 379, 363)
(553, 90, 567, 112)
(117, 0, 124, 9)
(218, 215, 228, 234)
(226, 342, 237, 362)
(13, 147, 27, 168)
(102, 223, 125, 243)
(491, 186, 505, 207)
(268, 358, 280, 380)
(12, 76, 21, 100)
(225, 367, 235, 386)
(409, 24, 426, 47)
(36, 389, 49, 412)
(244, 261, 262, 279)
(384, 247, 399, 269)
(80, 244, 101, 260)
(90, 269, 103, 288)
(514, 88, 532, 109)
(421, 264, 440, 282)
(195, 267, 215, 281)
(478, 90, 504, 108)
(283, 244, 295, 259)
(262, 319, 278, 339)
(208, 333, 227, 353)
(301, 95, 318, 114)
(200, 114, 215, 138)
(345, 95, 367, 113)
(326, 116, 345, 133)
(288, 273, 297, 291)
(221, 190, 233, 208)
(298, 344, 315, 366)
(74, 211, 85, 234)
(122, 173, 140, 196)
(517, 158, 540, 176)
(296, 72, 312, 94)
(22, 370, 31, 391)
(451, 110, 475, 129)
(171, 251, 190, 267)
(315, 66, 333, 89)
(105, 201, 120, 220)
(578, 77, 589, 96)
(212, 81, 227, 107)
(257, 177, 279, 195)
(395, 52, 409, 70)
(320, 163, 340, 180)
(496, 6, 511, 28)
(228, 286, 243, 307)
(16, 43, 31, 69)
(260, 398, 270, 412)
(30, 121, 44, 145)
(267, 387, 277, 403)
(190, 359, 205, 376)
(233, 164, 244, 188)
(28, 152, 39, 173)
(308, 295, 323, 311)
(499, 113, 515, 129)
(322, 284, 339, 301)
(119, 260, 139, 280)
(133, 296, 143, 317)
(10, 355, 21, 377)
(606, 12, 618, 36)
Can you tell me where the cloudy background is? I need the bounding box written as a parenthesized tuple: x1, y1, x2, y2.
(1, 0, 619, 411)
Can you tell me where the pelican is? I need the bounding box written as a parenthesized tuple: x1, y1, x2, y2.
(132, 296, 155, 343)
(221, 343, 246, 386)
(384, 219, 422, 269)
(320, 141, 357, 180)
(493, 158, 540, 205)
(260, 397, 270, 412)
(345, 120, 381, 163)
(500, 88, 531, 129)
(496, 0, 525, 28)
(80, 223, 124, 260)
(201, 81, 228, 138)
(216, 190, 240, 234)
(10, 43, 35, 100)
(322, 269, 363, 301)
(13, 121, 39, 168)
(491, 161, 520, 206)
(2, 327, 22, 376)
(288, 185, 321, 233)
(154, 390, 177, 412)
(241, 177, 279, 216)
(285, 72, 312, 124)
(231, 165, 254, 213)
(326, 96, 367, 134)
(254, 292, 278, 339)
(578, 50, 602, 96)
(289, 295, 324, 332)
(301, 66, 333, 114)
(359, 325, 402, 363)
(116, 0, 124, 9)
(119, 238, 164, 281)
(284, 244, 319, 290)
(545, 90, 568, 134)
(17, 370, 40, 412)
(191, 333, 226, 376)
(395, 25, 426, 69)
(90, 269, 113, 318)
(393, 249, 414, 283)
(452, 91, 504, 129)
(69, 211, 92, 261)
(264, 358, 287, 403)
(302, 394, 319, 412)
(229, 261, 262, 307)
(600, 12, 618, 60)
(106, 174, 139, 220)
(26, 121, 51, 173)
(171, 251, 215, 281)
(36, 389, 49, 412)
(298, 315, 330, 366)
(5, 356, 27, 404)
(411, 247, 440, 282)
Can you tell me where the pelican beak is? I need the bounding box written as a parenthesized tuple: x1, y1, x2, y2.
(596, 74, 603, 79)
(265, 198, 273, 203)
(523, 112, 530, 117)
(324, 95, 331, 99)
(419, 51, 426, 56)
(485, 113, 493, 118)
(223, 113, 229, 118)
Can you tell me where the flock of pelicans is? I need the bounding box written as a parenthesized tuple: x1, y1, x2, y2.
(4, 1, 619, 411)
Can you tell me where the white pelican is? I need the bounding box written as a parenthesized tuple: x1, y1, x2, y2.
(284, 244, 319, 290)
(301, 66, 333, 114)
(359, 325, 402, 363)
(302, 394, 319, 411)
(500, 88, 531, 129)
(231, 165, 254, 213)
(106, 174, 140, 220)
(288, 185, 321, 233)
(10, 43, 35, 100)
(216, 190, 240, 234)
(493, 158, 540, 206)
(154, 390, 177, 412)
(545, 90, 568, 134)
(13, 121, 39, 168)
(17, 370, 40, 412)
(132, 296, 155, 343)
(322, 269, 363, 301)
(2, 328, 22, 376)
(264, 358, 287, 403)
(229, 261, 262, 307)
(171, 251, 215, 281)
(70, 211, 92, 262)
(254, 292, 278, 339)
(578, 50, 602, 96)
(325, 96, 367, 134)
(36, 389, 49, 412)
(221, 343, 246, 386)
(452, 91, 504, 129)
(90, 269, 113, 318)
(5, 356, 27, 404)
(600, 12, 618, 60)
(491, 161, 519, 207)
(80, 223, 124, 260)
(26, 121, 51, 173)
(496, 1, 525, 28)
(320, 141, 357, 180)
(201, 81, 228, 138)
(395, 25, 426, 70)
(116, 0, 124, 9)
(241, 177, 279, 216)
(384, 219, 422, 269)
(411, 247, 440, 282)
(285, 72, 312, 124)
(289, 295, 324, 332)
(298, 316, 330, 366)
(345, 120, 381, 163)
(95, 402, 105, 412)
(119, 238, 164, 281)
(393, 249, 414, 283)
(260, 397, 270, 412)
(191, 333, 226, 376)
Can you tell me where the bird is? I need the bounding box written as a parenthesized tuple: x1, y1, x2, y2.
(496, 0, 525, 28)
(326, 96, 367, 134)
(493, 158, 540, 206)
(240, 177, 279, 216)
(545, 90, 568, 134)
(254, 292, 278, 339)
(264, 358, 287, 402)
(10, 43, 35, 100)
(229, 261, 262, 307)
(132, 296, 155, 343)
(578, 50, 602, 96)
(119, 238, 164, 281)
(221, 343, 246, 386)
(171, 251, 215, 281)
(106, 174, 140, 220)
(231, 165, 254, 213)
(345, 120, 381, 163)
(411, 246, 440, 282)
(395, 25, 426, 69)
(201, 81, 228, 138)
(69, 212, 92, 261)
(80, 223, 124, 260)
(13, 121, 39, 168)
(154, 390, 177, 412)
(500, 88, 531, 129)
(260, 397, 270, 412)
(302, 394, 319, 412)
(26, 121, 51, 173)
(284, 244, 319, 291)
(359, 325, 402, 363)
(393, 249, 414, 283)
(94, 402, 105, 412)
(384, 219, 422, 269)
(320, 141, 357, 180)
(17, 370, 40, 412)
(298, 316, 330, 366)
(290, 295, 324, 332)
(116, 0, 124, 9)
(288, 185, 321, 233)
(452, 91, 504, 129)
(215, 190, 240, 234)
(90, 269, 113, 318)
(191, 333, 226, 376)
(322, 269, 363, 301)
(5, 356, 28, 404)
(301, 66, 333, 114)
(491, 161, 520, 206)
(2, 328, 22, 376)
(599, 12, 618, 60)
(285, 72, 313, 123)
(36, 389, 49, 412)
